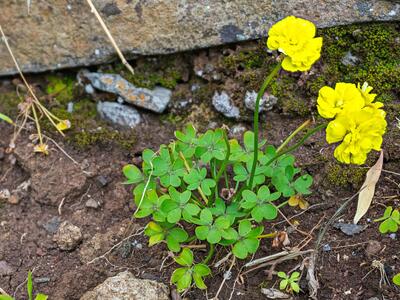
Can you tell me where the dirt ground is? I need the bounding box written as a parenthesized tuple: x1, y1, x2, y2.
(1, 26, 400, 299)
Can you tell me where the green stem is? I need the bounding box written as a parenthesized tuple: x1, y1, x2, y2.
(265, 123, 328, 167)
(202, 244, 215, 264)
(276, 120, 311, 153)
(248, 62, 282, 189)
(277, 200, 288, 209)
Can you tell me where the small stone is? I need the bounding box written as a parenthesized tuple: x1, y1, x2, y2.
(341, 51, 360, 66)
(212, 91, 239, 119)
(244, 90, 277, 112)
(79, 271, 169, 300)
(0, 189, 10, 200)
(389, 233, 397, 240)
(0, 261, 13, 276)
(365, 240, 382, 258)
(85, 198, 100, 209)
(43, 216, 61, 234)
(53, 221, 82, 251)
(84, 73, 171, 113)
(67, 102, 74, 113)
(97, 101, 141, 128)
(229, 124, 246, 139)
(85, 84, 95, 94)
(96, 175, 109, 187)
(322, 244, 332, 252)
(333, 222, 366, 236)
(34, 277, 51, 284)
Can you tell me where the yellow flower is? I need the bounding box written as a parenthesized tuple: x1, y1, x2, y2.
(34, 143, 49, 155)
(317, 83, 365, 119)
(326, 108, 386, 164)
(267, 16, 323, 72)
(288, 195, 309, 210)
(357, 82, 383, 110)
(56, 119, 71, 131)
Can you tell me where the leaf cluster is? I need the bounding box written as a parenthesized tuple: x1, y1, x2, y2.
(374, 206, 400, 233)
(123, 124, 313, 292)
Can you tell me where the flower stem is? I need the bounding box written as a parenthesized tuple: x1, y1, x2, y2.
(248, 62, 282, 189)
(276, 120, 311, 153)
(202, 244, 215, 264)
(257, 232, 277, 239)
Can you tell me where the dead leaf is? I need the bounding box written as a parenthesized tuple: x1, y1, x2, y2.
(260, 288, 292, 299)
(353, 151, 383, 224)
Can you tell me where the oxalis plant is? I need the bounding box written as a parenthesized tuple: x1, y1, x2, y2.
(123, 15, 387, 293)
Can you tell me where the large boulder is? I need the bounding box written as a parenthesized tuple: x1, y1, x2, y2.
(80, 271, 170, 300)
(1, 1, 400, 75)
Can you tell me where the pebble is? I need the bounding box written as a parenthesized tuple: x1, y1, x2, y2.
(0, 189, 10, 200)
(0, 261, 13, 276)
(389, 233, 397, 240)
(34, 277, 51, 284)
(85, 84, 95, 94)
(322, 244, 332, 252)
(97, 101, 141, 128)
(365, 240, 382, 258)
(333, 222, 366, 236)
(244, 90, 278, 112)
(212, 91, 240, 119)
(53, 221, 83, 251)
(96, 175, 109, 187)
(67, 102, 74, 113)
(7, 195, 19, 205)
(85, 198, 101, 209)
(341, 51, 360, 66)
(84, 72, 171, 113)
(42, 216, 61, 234)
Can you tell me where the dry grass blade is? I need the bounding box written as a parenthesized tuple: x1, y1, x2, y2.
(354, 151, 384, 224)
(85, 0, 135, 75)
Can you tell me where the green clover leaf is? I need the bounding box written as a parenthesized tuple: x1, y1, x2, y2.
(293, 174, 313, 195)
(183, 168, 216, 196)
(232, 220, 263, 259)
(393, 273, 400, 286)
(175, 124, 198, 158)
(195, 129, 227, 163)
(210, 198, 245, 225)
(374, 206, 400, 233)
(122, 164, 144, 184)
(194, 209, 233, 244)
(144, 222, 188, 252)
(229, 131, 266, 163)
(171, 249, 211, 292)
(241, 186, 280, 222)
(134, 189, 167, 222)
(161, 187, 199, 223)
(233, 160, 265, 185)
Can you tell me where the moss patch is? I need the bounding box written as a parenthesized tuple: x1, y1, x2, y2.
(326, 162, 367, 188)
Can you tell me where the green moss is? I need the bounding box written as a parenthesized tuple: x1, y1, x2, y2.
(326, 162, 367, 188)
(46, 75, 76, 105)
(0, 91, 22, 116)
(319, 23, 400, 102)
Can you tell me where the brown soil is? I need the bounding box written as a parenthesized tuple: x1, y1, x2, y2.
(1, 66, 400, 300)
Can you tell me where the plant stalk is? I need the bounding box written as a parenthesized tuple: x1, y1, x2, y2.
(248, 62, 282, 189)
(276, 120, 311, 153)
(202, 244, 215, 264)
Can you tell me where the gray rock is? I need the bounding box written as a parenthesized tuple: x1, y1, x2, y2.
(80, 271, 169, 300)
(244, 90, 277, 112)
(0, 261, 13, 276)
(322, 244, 332, 252)
(333, 222, 367, 236)
(85, 198, 101, 209)
(96, 175, 109, 187)
(1, 1, 400, 75)
(389, 233, 397, 240)
(34, 277, 51, 284)
(84, 84, 95, 95)
(85, 73, 171, 113)
(0, 189, 10, 200)
(212, 91, 240, 119)
(97, 102, 141, 128)
(43, 216, 61, 234)
(341, 51, 360, 66)
(53, 221, 83, 251)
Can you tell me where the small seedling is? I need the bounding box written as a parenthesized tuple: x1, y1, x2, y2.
(374, 206, 400, 234)
(0, 271, 48, 300)
(277, 271, 301, 293)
